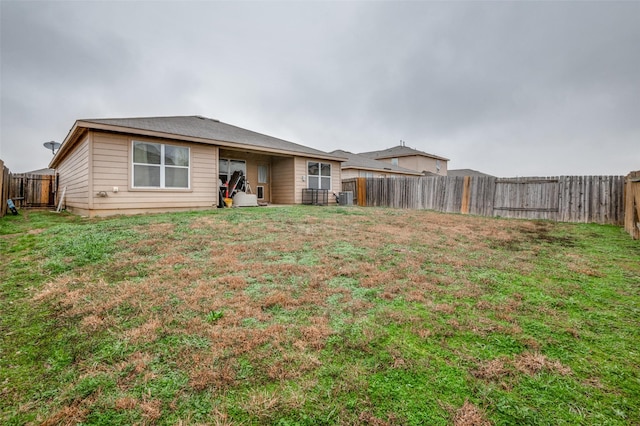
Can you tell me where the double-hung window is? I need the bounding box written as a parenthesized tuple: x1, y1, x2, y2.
(307, 161, 331, 190)
(132, 141, 190, 189)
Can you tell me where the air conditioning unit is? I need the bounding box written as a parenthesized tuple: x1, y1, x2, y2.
(338, 191, 353, 206)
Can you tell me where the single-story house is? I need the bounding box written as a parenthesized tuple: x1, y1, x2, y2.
(330, 150, 422, 179)
(49, 115, 347, 217)
(358, 143, 449, 176)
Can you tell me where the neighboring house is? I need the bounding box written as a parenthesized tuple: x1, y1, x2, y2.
(447, 169, 494, 178)
(359, 143, 449, 176)
(330, 150, 422, 179)
(49, 115, 347, 217)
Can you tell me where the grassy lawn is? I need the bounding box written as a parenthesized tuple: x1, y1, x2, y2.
(1, 206, 639, 425)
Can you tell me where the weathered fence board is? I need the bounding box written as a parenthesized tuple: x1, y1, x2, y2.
(343, 175, 625, 225)
(469, 176, 496, 217)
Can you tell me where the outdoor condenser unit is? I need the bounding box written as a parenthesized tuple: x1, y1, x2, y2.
(338, 191, 353, 206)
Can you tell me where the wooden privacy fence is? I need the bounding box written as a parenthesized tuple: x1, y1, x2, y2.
(9, 173, 57, 209)
(625, 171, 640, 239)
(343, 175, 626, 225)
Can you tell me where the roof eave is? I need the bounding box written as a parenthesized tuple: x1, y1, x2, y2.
(49, 121, 85, 169)
(375, 152, 450, 161)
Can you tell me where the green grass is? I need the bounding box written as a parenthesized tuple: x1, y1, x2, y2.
(1, 207, 638, 425)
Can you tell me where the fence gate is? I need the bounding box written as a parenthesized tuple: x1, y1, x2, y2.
(9, 174, 57, 208)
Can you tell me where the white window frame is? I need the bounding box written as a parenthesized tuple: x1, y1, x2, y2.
(132, 141, 190, 189)
(307, 161, 331, 190)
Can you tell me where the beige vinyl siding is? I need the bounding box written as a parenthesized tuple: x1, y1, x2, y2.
(438, 160, 448, 175)
(294, 157, 307, 204)
(396, 156, 448, 175)
(92, 133, 128, 192)
(271, 157, 295, 204)
(396, 156, 419, 172)
(89, 131, 218, 216)
(57, 136, 90, 213)
(329, 160, 342, 201)
(341, 169, 360, 180)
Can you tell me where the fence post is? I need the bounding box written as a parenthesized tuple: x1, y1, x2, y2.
(461, 176, 471, 214)
(0, 160, 8, 217)
(356, 177, 366, 206)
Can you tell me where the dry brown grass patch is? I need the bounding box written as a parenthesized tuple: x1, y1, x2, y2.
(114, 396, 138, 410)
(80, 314, 108, 332)
(453, 400, 492, 426)
(261, 291, 300, 310)
(41, 402, 89, 426)
(125, 317, 163, 344)
(473, 352, 571, 384)
(405, 289, 428, 303)
(433, 303, 456, 315)
(472, 357, 511, 380)
(140, 398, 162, 421)
(33, 275, 88, 304)
(412, 326, 432, 339)
(126, 351, 153, 374)
(475, 300, 493, 311)
(187, 357, 237, 391)
(217, 275, 247, 290)
(264, 351, 322, 381)
(453, 283, 484, 299)
(299, 316, 333, 350)
(514, 352, 572, 376)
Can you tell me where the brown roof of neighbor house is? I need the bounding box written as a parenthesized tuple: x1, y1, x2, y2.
(51, 115, 346, 168)
(359, 144, 449, 161)
(330, 150, 422, 175)
(447, 169, 494, 177)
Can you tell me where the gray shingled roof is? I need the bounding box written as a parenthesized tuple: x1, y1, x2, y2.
(18, 167, 56, 175)
(330, 150, 422, 175)
(79, 115, 345, 160)
(447, 169, 494, 177)
(359, 145, 449, 161)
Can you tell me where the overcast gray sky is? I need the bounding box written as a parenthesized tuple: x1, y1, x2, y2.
(1, 0, 638, 176)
